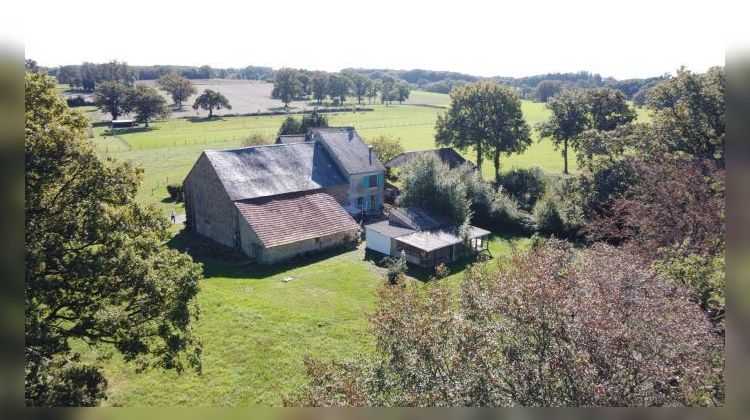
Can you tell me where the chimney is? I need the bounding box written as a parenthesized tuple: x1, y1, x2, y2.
(368, 146, 373, 164)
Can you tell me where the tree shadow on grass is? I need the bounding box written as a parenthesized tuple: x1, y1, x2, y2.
(186, 116, 226, 123)
(167, 229, 360, 280)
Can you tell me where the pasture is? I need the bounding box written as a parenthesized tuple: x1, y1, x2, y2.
(74, 88, 649, 406)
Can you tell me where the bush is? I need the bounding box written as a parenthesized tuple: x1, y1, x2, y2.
(498, 167, 547, 211)
(243, 132, 272, 147)
(66, 95, 88, 107)
(532, 197, 565, 236)
(166, 183, 183, 202)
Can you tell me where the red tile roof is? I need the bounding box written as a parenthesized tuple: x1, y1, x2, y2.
(234, 190, 359, 248)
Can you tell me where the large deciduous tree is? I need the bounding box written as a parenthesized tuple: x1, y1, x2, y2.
(128, 85, 170, 127)
(347, 73, 372, 105)
(367, 134, 404, 166)
(327, 73, 352, 104)
(537, 89, 589, 174)
(157, 74, 197, 110)
(93, 81, 134, 121)
(311, 71, 329, 104)
(584, 87, 637, 131)
(25, 72, 203, 406)
(192, 89, 231, 118)
(435, 81, 531, 182)
(272, 67, 302, 108)
(285, 240, 723, 406)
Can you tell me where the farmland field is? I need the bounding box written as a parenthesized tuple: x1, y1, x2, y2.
(73, 87, 650, 406)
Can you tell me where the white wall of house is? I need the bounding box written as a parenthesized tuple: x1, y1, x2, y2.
(365, 227, 392, 255)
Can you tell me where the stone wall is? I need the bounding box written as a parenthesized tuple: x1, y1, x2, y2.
(263, 229, 358, 264)
(183, 153, 237, 248)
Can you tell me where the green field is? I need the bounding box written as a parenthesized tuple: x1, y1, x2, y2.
(76, 90, 648, 406)
(89, 97, 629, 216)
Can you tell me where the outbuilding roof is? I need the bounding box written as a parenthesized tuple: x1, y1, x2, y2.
(234, 190, 359, 248)
(203, 142, 346, 201)
(312, 127, 385, 175)
(388, 206, 451, 231)
(384, 147, 473, 169)
(395, 226, 491, 252)
(365, 219, 416, 238)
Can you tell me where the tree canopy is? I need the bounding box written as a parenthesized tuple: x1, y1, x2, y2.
(192, 89, 231, 118)
(272, 68, 302, 107)
(129, 84, 171, 127)
(92, 81, 133, 120)
(157, 74, 197, 109)
(436, 81, 531, 182)
(286, 240, 722, 406)
(25, 72, 203, 406)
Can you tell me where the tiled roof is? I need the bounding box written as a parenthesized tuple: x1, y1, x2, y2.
(235, 190, 359, 248)
(312, 127, 386, 175)
(203, 142, 346, 201)
(385, 147, 473, 169)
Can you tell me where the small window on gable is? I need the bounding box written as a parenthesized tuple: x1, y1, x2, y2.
(368, 174, 378, 187)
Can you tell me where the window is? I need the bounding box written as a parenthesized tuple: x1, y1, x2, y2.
(356, 197, 364, 209)
(370, 194, 378, 210)
(368, 174, 378, 187)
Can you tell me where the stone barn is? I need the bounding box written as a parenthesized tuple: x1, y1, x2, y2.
(184, 127, 385, 264)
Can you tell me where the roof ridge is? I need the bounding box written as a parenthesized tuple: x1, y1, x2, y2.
(203, 141, 314, 153)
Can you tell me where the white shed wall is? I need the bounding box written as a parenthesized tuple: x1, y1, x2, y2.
(365, 228, 392, 255)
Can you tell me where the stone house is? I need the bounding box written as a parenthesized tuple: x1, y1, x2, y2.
(184, 127, 385, 264)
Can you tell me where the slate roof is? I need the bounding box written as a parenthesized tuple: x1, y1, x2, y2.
(388, 206, 451, 231)
(396, 226, 491, 252)
(275, 134, 307, 144)
(235, 190, 359, 248)
(312, 127, 386, 175)
(365, 220, 416, 238)
(203, 142, 346, 201)
(385, 147, 473, 169)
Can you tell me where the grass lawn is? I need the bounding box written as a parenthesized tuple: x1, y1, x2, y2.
(87, 232, 528, 406)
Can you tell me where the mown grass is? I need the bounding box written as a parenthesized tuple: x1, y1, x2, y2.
(88, 233, 528, 406)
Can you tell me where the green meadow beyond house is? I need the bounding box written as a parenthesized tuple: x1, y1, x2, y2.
(184, 127, 386, 264)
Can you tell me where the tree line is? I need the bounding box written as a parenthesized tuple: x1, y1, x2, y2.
(270, 68, 411, 108)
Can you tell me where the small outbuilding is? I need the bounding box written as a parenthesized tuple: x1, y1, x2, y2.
(111, 119, 136, 129)
(365, 207, 490, 268)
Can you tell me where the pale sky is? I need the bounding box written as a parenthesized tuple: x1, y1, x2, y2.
(11, 0, 747, 79)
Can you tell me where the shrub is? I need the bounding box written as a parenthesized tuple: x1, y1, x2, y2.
(382, 251, 407, 284)
(243, 132, 272, 147)
(166, 183, 183, 202)
(66, 95, 87, 107)
(498, 167, 547, 211)
(532, 197, 565, 236)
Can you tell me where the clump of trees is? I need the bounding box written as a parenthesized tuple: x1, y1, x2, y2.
(285, 240, 723, 406)
(157, 74, 197, 109)
(192, 89, 232, 118)
(25, 72, 203, 406)
(537, 87, 636, 174)
(277, 110, 329, 136)
(436, 81, 531, 183)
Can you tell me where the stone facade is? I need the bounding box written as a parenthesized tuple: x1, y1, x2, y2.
(184, 154, 236, 248)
